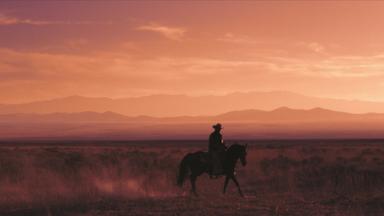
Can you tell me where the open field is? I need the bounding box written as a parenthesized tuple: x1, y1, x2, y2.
(1, 140, 384, 216)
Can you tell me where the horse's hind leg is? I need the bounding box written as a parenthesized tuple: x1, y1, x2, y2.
(231, 175, 244, 197)
(190, 175, 198, 196)
(223, 176, 230, 194)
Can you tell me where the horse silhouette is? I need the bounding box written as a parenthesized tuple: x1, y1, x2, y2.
(177, 143, 248, 196)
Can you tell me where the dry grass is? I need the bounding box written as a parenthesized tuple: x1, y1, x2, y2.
(0, 140, 384, 215)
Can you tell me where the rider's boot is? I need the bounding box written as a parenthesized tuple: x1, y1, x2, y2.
(209, 166, 214, 179)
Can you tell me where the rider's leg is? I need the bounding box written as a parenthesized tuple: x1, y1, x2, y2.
(208, 152, 214, 178)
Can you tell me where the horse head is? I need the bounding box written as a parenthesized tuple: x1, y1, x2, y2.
(229, 143, 248, 166)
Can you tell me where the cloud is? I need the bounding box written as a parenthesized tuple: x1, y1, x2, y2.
(1, 47, 384, 84)
(136, 23, 186, 41)
(0, 14, 48, 25)
(307, 42, 325, 53)
(218, 33, 262, 45)
(0, 13, 105, 26)
(297, 42, 326, 54)
(266, 54, 384, 78)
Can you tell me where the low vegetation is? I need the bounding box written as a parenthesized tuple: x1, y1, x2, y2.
(0, 141, 383, 215)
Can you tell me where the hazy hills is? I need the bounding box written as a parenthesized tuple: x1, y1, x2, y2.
(1, 107, 384, 140)
(2, 91, 384, 139)
(1, 107, 383, 123)
(1, 91, 384, 116)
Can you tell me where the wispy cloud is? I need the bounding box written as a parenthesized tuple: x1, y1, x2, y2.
(0, 13, 105, 26)
(0, 14, 48, 25)
(297, 42, 326, 54)
(307, 42, 325, 53)
(266, 54, 384, 78)
(136, 23, 186, 41)
(2, 47, 384, 84)
(218, 33, 262, 45)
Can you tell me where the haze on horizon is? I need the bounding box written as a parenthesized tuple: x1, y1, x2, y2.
(1, 1, 384, 105)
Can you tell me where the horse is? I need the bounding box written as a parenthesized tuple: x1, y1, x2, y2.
(177, 143, 248, 196)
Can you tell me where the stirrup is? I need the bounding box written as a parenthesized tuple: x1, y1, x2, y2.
(210, 175, 220, 179)
(209, 172, 219, 179)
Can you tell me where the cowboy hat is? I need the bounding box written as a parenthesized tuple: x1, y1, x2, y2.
(212, 123, 223, 129)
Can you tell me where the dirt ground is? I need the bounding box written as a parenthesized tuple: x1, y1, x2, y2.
(0, 140, 384, 216)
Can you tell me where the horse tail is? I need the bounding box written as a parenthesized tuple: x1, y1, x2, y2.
(177, 154, 191, 187)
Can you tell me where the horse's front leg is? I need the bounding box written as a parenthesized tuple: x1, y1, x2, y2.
(223, 176, 230, 194)
(190, 175, 198, 196)
(231, 175, 244, 197)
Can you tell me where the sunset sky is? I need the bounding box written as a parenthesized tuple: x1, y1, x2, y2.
(1, 1, 384, 103)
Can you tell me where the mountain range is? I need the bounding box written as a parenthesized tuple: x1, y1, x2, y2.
(0, 107, 384, 123)
(1, 91, 384, 116)
(1, 107, 384, 140)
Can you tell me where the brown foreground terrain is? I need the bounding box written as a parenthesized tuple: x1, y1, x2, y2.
(0, 140, 384, 216)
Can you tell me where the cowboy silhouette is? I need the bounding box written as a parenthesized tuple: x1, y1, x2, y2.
(209, 123, 226, 177)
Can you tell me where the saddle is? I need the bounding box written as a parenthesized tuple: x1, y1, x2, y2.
(201, 150, 226, 177)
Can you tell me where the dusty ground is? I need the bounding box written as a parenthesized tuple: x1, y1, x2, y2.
(0, 140, 384, 216)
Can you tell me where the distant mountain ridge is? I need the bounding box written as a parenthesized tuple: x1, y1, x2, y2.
(1, 107, 384, 123)
(2, 107, 384, 140)
(1, 91, 384, 116)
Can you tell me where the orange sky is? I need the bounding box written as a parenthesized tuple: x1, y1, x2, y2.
(1, 1, 384, 103)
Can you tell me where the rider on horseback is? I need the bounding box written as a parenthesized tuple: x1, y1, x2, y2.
(209, 123, 226, 177)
